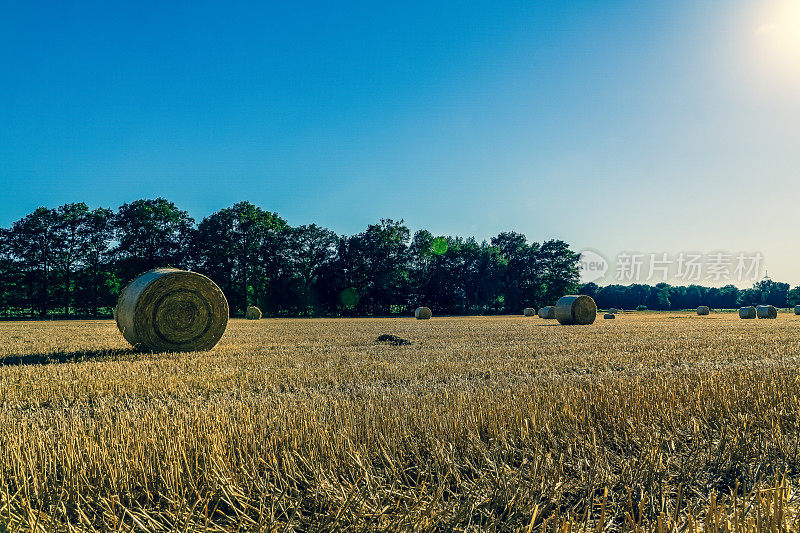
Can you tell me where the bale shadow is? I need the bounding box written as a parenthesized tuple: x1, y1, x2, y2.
(0, 348, 142, 367)
(375, 334, 412, 346)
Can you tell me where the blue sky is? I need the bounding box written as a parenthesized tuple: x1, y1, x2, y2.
(1, 0, 799, 285)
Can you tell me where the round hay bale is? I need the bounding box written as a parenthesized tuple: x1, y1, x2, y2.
(538, 306, 555, 319)
(555, 295, 597, 325)
(795, 305, 800, 315)
(603, 313, 615, 319)
(697, 306, 710, 315)
(115, 268, 229, 352)
(756, 305, 778, 319)
(523, 307, 536, 316)
(739, 306, 757, 319)
(245, 306, 262, 320)
(414, 307, 432, 320)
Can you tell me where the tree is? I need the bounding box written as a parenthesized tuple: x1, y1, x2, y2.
(78, 207, 116, 316)
(594, 284, 627, 310)
(193, 202, 286, 315)
(283, 224, 338, 314)
(411, 236, 461, 314)
(342, 219, 411, 315)
(710, 284, 739, 309)
(457, 238, 504, 314)
(788, 286, 800, 307)
(491, 232, 528, 312)
(2, 199, 598, 318)
(738, 287, 762, 307)
(752, 279, 790, 308)
(114, 198, 195, 282)
(579, 282, 599, 299)
(651, 283, 672, 310)
(536, 240, 581, 306)
(51, 203, 90, 316)
(8, 207, 58, 316)
(0, 227, 22, 317)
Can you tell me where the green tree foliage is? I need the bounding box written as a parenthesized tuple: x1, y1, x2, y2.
(282, 224, 338, 315)
(491, 232, 530, 313)
(752, 279, 790, 308)
(538, 240, 581, 306)
(0, 200, 588, 317)
(51, 203, 90, 316)
(113, 198, 195, 282)
(193, 202, 286, 316)
(338, 219, 411, 315)
(589, 281, 797, 311)
(7, 199, 794, 318)
(0, 227, 22, 317)
(76, 207, 116, 316)
(8, 207, 58, 316)
(788, 286, 800, 307)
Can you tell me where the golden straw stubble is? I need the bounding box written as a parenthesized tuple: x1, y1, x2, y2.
(115, 268, 229, 351)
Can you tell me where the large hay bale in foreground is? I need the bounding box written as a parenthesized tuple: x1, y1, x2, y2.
(523, 307, 536, 316)
(756, 305, 777, 319)
(115, 268, 229, 352)
(795, 305, 800, 315)
(555, 295, 597, 325)
(739, 306, 757, 319)
(603, 313, 615, 319)
(245, 306, 262, 320)
(414, 307, 432, 320)
(538, 306, 555, 319)
(697, 306, 710, 315)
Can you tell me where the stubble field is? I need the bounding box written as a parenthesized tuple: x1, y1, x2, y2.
(1, 312, 800, 531)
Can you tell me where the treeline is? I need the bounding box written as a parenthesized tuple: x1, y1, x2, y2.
(580, 280, 800, 311)
(0, 198, 581, 318)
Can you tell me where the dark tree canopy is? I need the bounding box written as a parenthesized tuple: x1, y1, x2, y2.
(114, 198, 195, 281)
(588, 281, 796, 311)
(192, 201, 286, 316)
(17, 198, 783, 319)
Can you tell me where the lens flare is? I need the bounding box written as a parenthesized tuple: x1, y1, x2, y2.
(431, 237, 448, 256)
(339, 287, 359, 308)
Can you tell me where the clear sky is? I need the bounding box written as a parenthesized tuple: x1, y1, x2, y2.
(1, 1, 798, 286)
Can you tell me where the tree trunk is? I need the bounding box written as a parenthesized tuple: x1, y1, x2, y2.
(64, 270, 70, 317)
(92, 267, 99, 317)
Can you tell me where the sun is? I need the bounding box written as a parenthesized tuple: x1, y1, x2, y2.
(754, 0, 800, 61)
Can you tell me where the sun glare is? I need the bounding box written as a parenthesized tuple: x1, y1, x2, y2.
(753, 0, 800, 76)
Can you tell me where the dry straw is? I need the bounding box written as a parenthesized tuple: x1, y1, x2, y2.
(697, 306, 710, 315)
(115, 268, 229, 352)
(538, 306, 555, 319)
(245, 306, 262, 320)
(757, 305, 778, 319)
(739, 306, 757, 319)
(555, 295, 597, 325)
(414, 307, 432, 320)
(523, 307, 536, 317)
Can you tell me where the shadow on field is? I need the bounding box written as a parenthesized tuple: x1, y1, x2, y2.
(0, 348, 141, 366)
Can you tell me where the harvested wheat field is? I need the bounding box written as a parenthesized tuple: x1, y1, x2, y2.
(1, 313, 800, 531)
